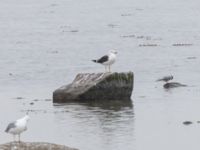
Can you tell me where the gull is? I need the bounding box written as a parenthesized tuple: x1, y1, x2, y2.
(5, 114, 30, 142)
(92, 50, 117, 72)
(156, 75, 173, 83)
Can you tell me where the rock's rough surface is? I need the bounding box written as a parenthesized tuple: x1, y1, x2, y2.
(53, 72, 134, 103)
(0, 141, 78, 150)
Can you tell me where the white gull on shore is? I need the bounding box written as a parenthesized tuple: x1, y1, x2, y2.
(5, 115, 30, 142)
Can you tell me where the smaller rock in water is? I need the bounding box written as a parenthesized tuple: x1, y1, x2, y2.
(163, 82, 187, 89)
(183, 121, 193, 125)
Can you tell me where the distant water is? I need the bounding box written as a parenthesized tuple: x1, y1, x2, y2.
(0, 0, 200, 150)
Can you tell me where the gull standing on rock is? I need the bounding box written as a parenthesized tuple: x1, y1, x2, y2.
(92, 50, 117, 72)
(5, 114, 30, 142)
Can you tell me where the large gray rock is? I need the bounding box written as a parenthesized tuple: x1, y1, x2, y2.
(0, 141, 78, 150)
(53, 72, 134, 103)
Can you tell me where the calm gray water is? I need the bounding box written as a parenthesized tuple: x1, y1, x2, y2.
(0, 0, 200, 150)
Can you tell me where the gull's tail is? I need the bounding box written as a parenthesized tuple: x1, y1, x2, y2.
(5, 127, 9, 133)
(156, 79, 164, 82)
(92, 60, 97, 63)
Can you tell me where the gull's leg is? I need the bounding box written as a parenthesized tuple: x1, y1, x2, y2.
(13, 135, 16, 142)
(18, 134, 20, 143)
(109, 65, 111, 72)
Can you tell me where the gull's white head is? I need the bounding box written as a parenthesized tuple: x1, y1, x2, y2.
(109, 50, 118, 55)
(24, 115, 30, 122)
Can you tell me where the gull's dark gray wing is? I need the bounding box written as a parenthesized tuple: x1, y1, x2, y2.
(96, 55, 109, 63)
(5, 121, 16, 132)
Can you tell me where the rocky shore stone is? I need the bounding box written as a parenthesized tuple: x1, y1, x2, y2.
(53, 72, 134, 103)
(0, 141, 78, 150)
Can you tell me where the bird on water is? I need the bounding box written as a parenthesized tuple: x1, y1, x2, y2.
(156, 75, 173, 82)
(92, 50, 117, 72)
(5, 114, 30, 142)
